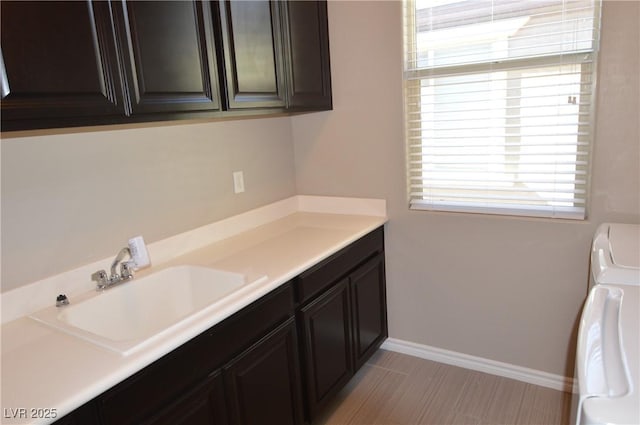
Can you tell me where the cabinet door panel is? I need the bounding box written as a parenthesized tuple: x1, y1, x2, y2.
(299, 279, 353, 420)
(282, 0, 332, 110)
(350, 254, 388, 370)
(219, 0, 285, 109)
(140, 371, 227, 425)
(224, 317, 303, 425)
(0, 0, 125, 126)
(114, 0, 221, 114)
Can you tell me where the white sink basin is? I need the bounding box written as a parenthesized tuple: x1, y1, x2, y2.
(30, 265, 267, 355)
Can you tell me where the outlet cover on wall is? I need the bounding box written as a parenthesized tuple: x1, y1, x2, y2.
(233, 171, 245, 194)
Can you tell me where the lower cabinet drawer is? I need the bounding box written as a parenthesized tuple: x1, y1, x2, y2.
(296, 227, 383, 304)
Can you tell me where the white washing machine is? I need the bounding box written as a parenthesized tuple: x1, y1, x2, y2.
(572, 223, 640, 425)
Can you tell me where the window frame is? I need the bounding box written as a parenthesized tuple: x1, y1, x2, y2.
(403, 0, 601, 220)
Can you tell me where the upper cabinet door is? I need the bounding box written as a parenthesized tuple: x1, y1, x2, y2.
(113, 0, 221, 115)
(281, 1, 332, 110)
(0, 1, 126, 130)
(218, 0, 286, 110)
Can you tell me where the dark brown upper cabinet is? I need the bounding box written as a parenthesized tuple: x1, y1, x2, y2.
(0, 1, 126, 130)
(218, 0, 286, 110)
(0, 0, 332, 132)
(112, 0, 222, 116)
(281, 0, 332, 110)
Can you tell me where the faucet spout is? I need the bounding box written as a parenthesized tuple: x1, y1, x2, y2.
(92, 245, 137, 291)
(110, 247, 132, 278)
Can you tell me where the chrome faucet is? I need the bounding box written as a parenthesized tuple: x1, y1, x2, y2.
(92, 247, 135, 290)
(110, 247, 133, 279)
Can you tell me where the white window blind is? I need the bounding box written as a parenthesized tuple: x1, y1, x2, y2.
(403, 0, 601, 219)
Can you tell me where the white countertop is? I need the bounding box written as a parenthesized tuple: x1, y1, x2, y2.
(0, 196, 387, 424)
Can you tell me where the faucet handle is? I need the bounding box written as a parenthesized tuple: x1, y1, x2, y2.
(120, 261, 134, 280)
(91, 270, 108, 286)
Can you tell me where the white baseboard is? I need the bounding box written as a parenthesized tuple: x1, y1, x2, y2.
(381, 338, 575, 393)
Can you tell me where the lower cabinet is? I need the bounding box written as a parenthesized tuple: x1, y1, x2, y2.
(298, 250, 387, 421)
(53, 227, 387, 425)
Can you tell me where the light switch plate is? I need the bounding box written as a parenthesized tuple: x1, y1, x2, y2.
(233, 171, 245, 194)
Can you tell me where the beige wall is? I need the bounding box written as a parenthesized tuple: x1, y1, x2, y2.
(1, 117, 296, 291)
(292, 0, 640, 376)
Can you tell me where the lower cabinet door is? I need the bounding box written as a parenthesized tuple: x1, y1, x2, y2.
(140, 371, 227, 425)
(223, 317, 303, 425)
(350, 254, 388, 370)
(299, 278, 353, 421)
